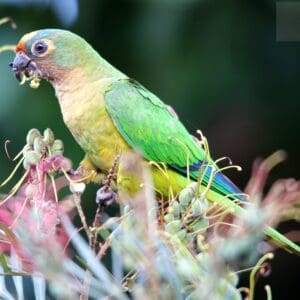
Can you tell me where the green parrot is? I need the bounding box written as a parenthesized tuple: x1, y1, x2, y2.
(10, 29, 299, 253)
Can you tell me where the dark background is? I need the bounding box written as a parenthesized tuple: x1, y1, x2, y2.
(0, 0, 299, 299)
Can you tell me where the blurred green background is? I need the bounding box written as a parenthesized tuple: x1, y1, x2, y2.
(0, 0, 299, 299)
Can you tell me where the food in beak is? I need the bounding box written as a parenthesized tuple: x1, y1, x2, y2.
(10, 52, 42, 88)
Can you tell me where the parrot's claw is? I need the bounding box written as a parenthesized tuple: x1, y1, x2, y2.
(71, 165, 100, 183)
(96, 186, 117, 207)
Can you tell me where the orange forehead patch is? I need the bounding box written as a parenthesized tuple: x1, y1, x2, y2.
(15, 31, 38, 53)
(15, 41, 26, 53)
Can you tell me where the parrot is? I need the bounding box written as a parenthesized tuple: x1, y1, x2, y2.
(10, 29, 300, 254)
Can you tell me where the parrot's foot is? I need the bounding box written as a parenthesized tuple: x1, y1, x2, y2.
(74, 165, 97, 182)
(71, 165, 105, 184)
(96, 186, 118, 207)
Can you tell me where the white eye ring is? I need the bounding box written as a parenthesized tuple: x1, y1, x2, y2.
(31, 41, 49, 57)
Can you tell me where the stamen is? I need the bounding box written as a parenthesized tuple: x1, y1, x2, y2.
(4, 140, 11, 160)
(0, 17, 16, 29)
(216, 165, 242, 173)
(249, 253, 274, 300)
(50, 175, 59, 203)
(0, 169, 29, 206)
(0, 157, 24, 188)
(214, 156, 233, 166)
(0, 45, 16, 54)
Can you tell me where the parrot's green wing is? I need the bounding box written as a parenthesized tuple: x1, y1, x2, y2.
(104, 78, 241, 198)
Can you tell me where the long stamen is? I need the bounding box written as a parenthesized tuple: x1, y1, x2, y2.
(216, 165, 242, 173)
(0, 157, 24, 188)
(0, 169, 29, 206)
(13, 149, 24, 161)
(214, 156, 233, 166)
(0, 17, 16, 29)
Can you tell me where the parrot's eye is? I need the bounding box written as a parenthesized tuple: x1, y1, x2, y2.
(32, 41, 49, 56)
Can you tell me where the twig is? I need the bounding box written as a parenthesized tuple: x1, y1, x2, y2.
(73, 192, 93, 245)
(92, 154, 120, 250)
(96, 240, 111, 260)
(102, 154, 120, 190)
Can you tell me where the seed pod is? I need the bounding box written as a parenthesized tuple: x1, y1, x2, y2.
(176, 229, 187, 241)
(188, 182, 198, 189)
(184, 233, 194, 245)
(26, 128, 41, 146)
(24, 150, 41, 166)
(43, 128, 55, 146)
(51, 139, 64, 155)
(168, 200, 180, 218)
(164, 213, 174, 223)
(165, 220, 181, 234)
(191, 217, 209, 232)
(33, 136, 46, 155)
(191, 199, 204, 216)
(178, 186, 194, 207)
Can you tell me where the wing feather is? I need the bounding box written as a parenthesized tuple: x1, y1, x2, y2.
(104, 79, 242, 198)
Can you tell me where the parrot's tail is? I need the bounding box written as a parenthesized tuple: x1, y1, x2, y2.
(193, 166, 247, 201)
(265, 226, 300, 254)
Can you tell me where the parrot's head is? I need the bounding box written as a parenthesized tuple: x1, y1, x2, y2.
(10, 29, 99, 85)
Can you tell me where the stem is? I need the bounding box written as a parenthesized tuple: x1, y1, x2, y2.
(249, 253, 274, 300)
(72, 192, 93, 245)
(265, 285, 272, 300)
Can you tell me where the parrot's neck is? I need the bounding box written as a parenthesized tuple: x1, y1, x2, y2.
(52, 53, 125, 91)
(52, 53, 125, 113)
(53, 69, 123, 122)
(51, 56, 126, 159)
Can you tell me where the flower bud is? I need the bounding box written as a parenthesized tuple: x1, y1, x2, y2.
(178, 186, 194, 207)
(168, 200, 180, 218)
(192, 199, 204, 216)
(51, 139, 64, 155)
(24, 150, 41, 166)
(192, 217, 209, 232)
(164, 213, 174, 223)
(165, 220, 181, 234)
(176, 229, 187, 241)
(43, 128, 55, 146)
(33, 136, 46, 155)
(26, 128, 41, 146)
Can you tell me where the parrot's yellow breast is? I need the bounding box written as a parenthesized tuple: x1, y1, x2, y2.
(55, 76, 130, 172)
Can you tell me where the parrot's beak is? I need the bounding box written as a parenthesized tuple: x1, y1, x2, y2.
(10, 52, 42, 82)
